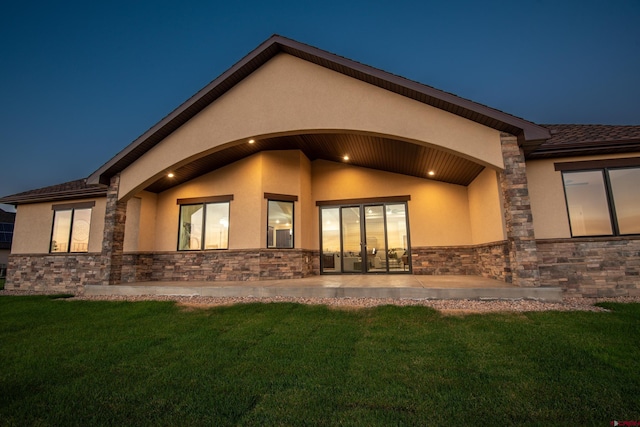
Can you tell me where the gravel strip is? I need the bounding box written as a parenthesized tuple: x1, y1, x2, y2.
(3, 289, 639, 313)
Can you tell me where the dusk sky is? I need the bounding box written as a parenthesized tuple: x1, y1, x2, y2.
(1, 0, 639, 211)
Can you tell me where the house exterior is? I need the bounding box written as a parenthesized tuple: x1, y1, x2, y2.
(0, 208, 16, 277)
(1, 36, 638, 296)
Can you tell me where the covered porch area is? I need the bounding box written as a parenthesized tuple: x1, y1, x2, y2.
(85, 275, 562, 301)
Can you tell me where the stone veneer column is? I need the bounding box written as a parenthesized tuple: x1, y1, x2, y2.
(498, 133, 540, 287)
(101, 174, 127, 286)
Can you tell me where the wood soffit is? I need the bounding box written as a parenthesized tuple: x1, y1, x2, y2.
(144, 134, 486, 193)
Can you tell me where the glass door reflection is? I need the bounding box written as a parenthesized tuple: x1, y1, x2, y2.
(364, 205, 387, 272)
(385, 204, 409, 271)
(320, 202, 411, 274)
(341, 207, 362, 273)
(321, 208, 341, 273)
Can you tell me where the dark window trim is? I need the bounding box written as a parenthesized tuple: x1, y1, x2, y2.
(177, 195, 234, 205)
(49, 206, 93, 253)
(267, 199, 295, 249)
(316, 195, 411, 207)
(318, 201, 412, 275)
(555, 157, 640, 171)
(561, 166, 640, 237)
(264, 193, 298, 202)
(52, 201, 96, 211)
(177, 201, 231, 251)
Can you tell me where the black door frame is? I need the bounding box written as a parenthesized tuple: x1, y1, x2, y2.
(319, 201, 411, 275)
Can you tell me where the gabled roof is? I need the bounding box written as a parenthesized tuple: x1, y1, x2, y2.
(87, 34, 550, 186)
(7, 37, 638, 205)
(529, 124, 640, 158)
(0, 179, 106, 205)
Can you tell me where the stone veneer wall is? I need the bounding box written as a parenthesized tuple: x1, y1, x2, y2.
(538, 237, 640, 297)
(121, 249, 319, 283)
(101, 174, 127, 286)
(6, 253, 103, 293)
(6, 240, 639, 296)
(498, 133, 540, 287)
(411, 241, 509, 281)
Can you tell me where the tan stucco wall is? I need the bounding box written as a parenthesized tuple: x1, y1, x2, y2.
(123, 191, 158, 252)
(311, 159, 473, 247)
(11, 198, 106, 254)
(142, 151, 476, 252)
(138, 191, 158, 251)
(261, 150, 313, 248)
(154, 154, 265, 251)
(123, 197, 141, 252)
(526, 153, 640, 239)
(299, 152, 314, 250)
(152, 150, 312, 251)
(467, 167, 505, 244)
(117, 53, 503, 200)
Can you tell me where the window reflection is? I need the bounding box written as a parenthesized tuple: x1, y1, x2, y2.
(50, 208, 92, 253)
(179, 202, 230, 250)
(563, 171, 613, 236)
(609, 168, 640, 235)
(267, 200, 293, 248)
(320, 203, 410, 273)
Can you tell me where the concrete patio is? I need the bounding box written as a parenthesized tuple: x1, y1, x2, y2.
(85, 275, 563, 302)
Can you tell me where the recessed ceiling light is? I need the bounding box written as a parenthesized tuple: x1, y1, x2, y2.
(428, 171, 435, 176)
(343, 155, 349, 161)
(167, 173, 175, 178)
(248, 139, 255, 144)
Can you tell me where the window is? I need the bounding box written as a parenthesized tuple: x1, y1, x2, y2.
(178, 201, 230, 250)
(561, 166, 640, 237)
(50, 204, 93, 253)
(267, 199, 294, 248)
(609, 168, 640, 235)
(0, 223, 13, 244)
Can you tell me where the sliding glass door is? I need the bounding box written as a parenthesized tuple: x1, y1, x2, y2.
(364, 205, 387, 272)
(320, 202, 410, 274)
(341, 207, 362, 273)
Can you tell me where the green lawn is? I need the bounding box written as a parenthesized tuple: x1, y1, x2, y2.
(1, 296, 639, 426)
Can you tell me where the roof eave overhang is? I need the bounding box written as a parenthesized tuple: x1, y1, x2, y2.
(526, 140, 640, 159)
(87, 35, 550, 186)
(0, 188, 107, 206)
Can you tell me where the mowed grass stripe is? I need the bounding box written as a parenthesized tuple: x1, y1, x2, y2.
(0, 296, 639, 426)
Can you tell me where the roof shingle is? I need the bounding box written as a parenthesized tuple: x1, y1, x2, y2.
(0, 179, 107, 205)
(528, 124, 640, 158)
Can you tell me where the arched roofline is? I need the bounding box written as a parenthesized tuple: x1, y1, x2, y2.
(88, 35, 550, 187)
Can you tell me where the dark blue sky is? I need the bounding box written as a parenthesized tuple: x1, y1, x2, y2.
(1, 0, 639, 211)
